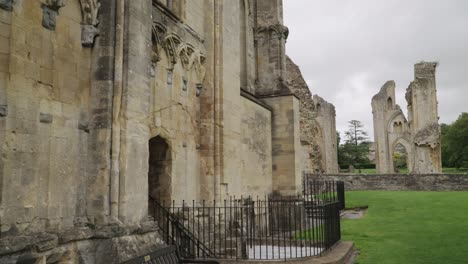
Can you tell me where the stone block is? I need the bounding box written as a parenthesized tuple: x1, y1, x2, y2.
(39, 67, 53, 85)
(0, 22, 10, 38)
(0, 53, 8, 72)
(39, 112, 53, 123)
(24, 61, 40, 80)
(0, 35, 9, 53)
(59, 227, 93, 244)
(0, 104, 6, 116)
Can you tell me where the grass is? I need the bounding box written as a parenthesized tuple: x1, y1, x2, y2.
(354, 167, 468, 174)
(342, 191, 468, 264)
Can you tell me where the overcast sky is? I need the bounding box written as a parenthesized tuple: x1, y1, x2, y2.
(283, 0, 468, 141)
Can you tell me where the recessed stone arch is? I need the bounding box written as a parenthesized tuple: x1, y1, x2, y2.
(148, 135, 173, 211)
(391, 137, 413, 173)
(387, 97, 393, 109)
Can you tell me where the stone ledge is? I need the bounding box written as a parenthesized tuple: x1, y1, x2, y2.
(218, 241, 354, 264)
(0, 230, 166, 264)
(0, 222, 159, 256)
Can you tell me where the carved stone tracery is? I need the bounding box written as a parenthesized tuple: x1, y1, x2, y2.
(151, 23, 206, 84)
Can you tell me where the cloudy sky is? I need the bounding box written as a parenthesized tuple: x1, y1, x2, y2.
(283, 0, 468, 140)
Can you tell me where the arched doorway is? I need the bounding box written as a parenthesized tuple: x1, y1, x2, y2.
(148, 136, 172, 210)
(392, 143, 408, 173)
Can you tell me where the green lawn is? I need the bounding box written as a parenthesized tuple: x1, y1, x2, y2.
(342, 191, 468, 264)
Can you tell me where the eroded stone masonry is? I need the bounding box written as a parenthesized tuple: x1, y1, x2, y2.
(0, 0, 337, 263)
(372, 62, 442, 174)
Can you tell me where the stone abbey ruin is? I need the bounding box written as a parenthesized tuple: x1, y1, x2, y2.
(0, 0, 340, 262)
(372, 62, 442, 174)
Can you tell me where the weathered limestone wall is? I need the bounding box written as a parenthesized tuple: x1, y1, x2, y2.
(0, 0, 92, 233)
(0, 223, 164, 264)
(285, 56, 323, 173)
(263, 95, 302, 195)
(319, 174, 468, 191)
(313, 95, 339, 174)
(149, 2, 206, 204)
(0, 0, 337, 261)
(239, 96, 272, 195)
(219, 0, 243, 199)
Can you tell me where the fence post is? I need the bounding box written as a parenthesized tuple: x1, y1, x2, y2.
(337, 181, 345, 210)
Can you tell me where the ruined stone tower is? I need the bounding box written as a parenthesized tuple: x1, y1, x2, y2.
(407, 62, 442, 173)
(372, 62, 441, 174)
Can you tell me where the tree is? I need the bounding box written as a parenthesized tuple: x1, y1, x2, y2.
(338, 120, 371, 168)
(344, 120, 369, 146)
(443, 113, 468, 168)
(440, 123, 451, 167)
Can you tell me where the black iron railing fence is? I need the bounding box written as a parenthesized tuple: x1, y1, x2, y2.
(150, 180, 342, 260)
(302, 173, 346, 210)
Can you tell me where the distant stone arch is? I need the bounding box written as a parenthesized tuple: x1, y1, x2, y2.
(387, 97, 393, 109)
(391, 137, 413, 173)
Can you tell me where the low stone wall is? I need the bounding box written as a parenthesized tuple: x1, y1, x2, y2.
(318, 174, 468, 191)
(0, 222, 165, 264)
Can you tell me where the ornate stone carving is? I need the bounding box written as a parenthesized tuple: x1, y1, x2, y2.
(79, 0, 101, 47)
(255, 24, 289, 40)
(151, 23, 167, 64)
(195, 84, 202, 97)
(193, 54, 206, 85)
(162, 34, 182, 69)
(41, 1, 65, 31)
(0, 0, 13, 11)
(178, 44, 196, 70)
(151, 23, 205, 84)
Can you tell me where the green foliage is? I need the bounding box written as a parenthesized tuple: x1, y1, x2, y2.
(440, 123, 451, 167)
(441, 113, 468, 168)
(342, 191, 468, 264)
(338, 120, 370, 168)
(392, 144, 408, 172)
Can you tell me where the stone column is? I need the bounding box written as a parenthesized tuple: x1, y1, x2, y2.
(254, 0, 289, 96)
(117, 0, 153, 223)
(254, 0, 301, 195)
(86, 0, 116, 225)
(263, 95, 302, 195)
(0, 3, 12, 232)
(407, 62, 442, 173)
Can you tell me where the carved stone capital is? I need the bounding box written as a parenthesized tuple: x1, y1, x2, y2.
(0, 0, 13, 11)
(41, 1, 65, 30)
(255, 24, 289, 40)
(81, 24, 99, 47)
(79, 0, 100, 47)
